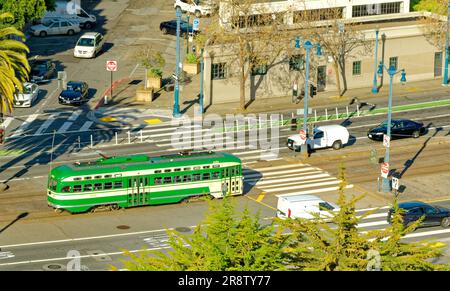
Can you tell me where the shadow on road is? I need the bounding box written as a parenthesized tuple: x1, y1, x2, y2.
(0, 212, 28, 235)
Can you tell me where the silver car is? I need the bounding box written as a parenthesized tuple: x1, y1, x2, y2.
(30, 19, 81, 37)
(13, 83, 39, 108)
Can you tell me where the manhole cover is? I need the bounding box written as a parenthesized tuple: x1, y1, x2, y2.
(43, 263, 66, 271)
(175, 227, 192, 233)
(116, 225, 130, 230)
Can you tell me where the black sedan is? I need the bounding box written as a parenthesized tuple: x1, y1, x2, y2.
(367, 119, 425, 141)
(30, 59, 57, 84)
(159, 19, 196, 36)
(58, 81, 89, 105)
(387, 201, 450, 228)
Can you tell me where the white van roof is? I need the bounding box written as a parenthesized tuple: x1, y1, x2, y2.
(78, 32, 99, 39)
(276, 194, 323, 203)
(316, 124, 347, 132)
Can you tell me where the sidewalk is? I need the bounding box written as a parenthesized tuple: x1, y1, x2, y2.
(91, 72, 450, 120)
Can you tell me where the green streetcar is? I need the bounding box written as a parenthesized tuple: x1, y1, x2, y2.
(47, 151, 243, 213)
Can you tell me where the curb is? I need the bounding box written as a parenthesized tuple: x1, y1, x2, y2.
(93, 76, 131, 110)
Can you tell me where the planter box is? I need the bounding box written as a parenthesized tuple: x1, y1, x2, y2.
(146, 77, 162, 89)
(136, 85, 153, 102)
(183, 62, 200, 75)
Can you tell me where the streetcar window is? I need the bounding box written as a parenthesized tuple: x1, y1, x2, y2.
(225, 168, 229, 177)
(128, 180, 132, 188)
(174, 168, 181, 172)
(154, 177, 162, 185)
(193, 174, 201, 181)
(183, 175, 191, 182)
(61, 186, 71, 193)
(104, 175, 112, 178)
(155, 170, 162, 173)
(74, 177, 81, 181)
(84, 176, 92, 180)
(114, 174, 122, 178)
(145, 178, 149, 186)
(163, 177, 172, 184)
(104, 182, 113, 190)
(183, 167, 191, 171)
(174, 176, 182, 183)
(73, 185, 82, 192)
(84, 184, 93, 191)
(202, 173, 210, 180)
(193, 166, 201, 170)
(232, 181, 235, 185)
(49, 179, 57, 191)
(94, 175, 102, 179)
(231, 169, 235, 176)
(114, 181, 123, 188)
(164, 169, 171, 173)
(203, 166, 210, 169)
(94, 183, 102, 191)
(212, 172, 220, 179)
(232, 187, 235, 192)
(213, 164, 220, 168)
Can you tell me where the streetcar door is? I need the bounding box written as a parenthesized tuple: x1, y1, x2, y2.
(128, 177, 145, 207)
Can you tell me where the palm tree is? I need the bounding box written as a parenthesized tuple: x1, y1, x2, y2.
(0, 13, 30, 123)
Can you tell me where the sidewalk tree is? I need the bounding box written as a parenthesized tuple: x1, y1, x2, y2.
(201, 0, 291, 111)
(135, 46, 165, 89)
(117, 196, 287, 271)
(0, 12, 30, 123)
(414, 0, 448, 51)
(0, 0, 55, 29)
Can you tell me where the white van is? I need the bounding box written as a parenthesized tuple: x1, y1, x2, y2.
(74, 32, 104, 58)
(287, 124, 350, 152)
(276, 194, 340, 220)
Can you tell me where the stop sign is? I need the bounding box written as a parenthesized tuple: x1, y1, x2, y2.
(106, 60, 118, 72)
(299, 129, 306, 142)
(381, 162, 389, 178)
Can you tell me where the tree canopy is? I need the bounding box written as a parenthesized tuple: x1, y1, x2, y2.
(0, 0, 55, 29)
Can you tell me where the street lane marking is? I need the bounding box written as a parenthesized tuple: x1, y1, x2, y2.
(35, 114, 58, 135)
(57, 122, 73, 134)
(144, 119, 162, 124)
(68, 111, 81, 122)
(1, 117, 13, 129)
(99, 116, 117, 122)
(246, 172, 330, 185)
(256, 192, 266, 202)
(273, 185, 354, 196)
(0, 251, 14, 260)
(10, 114, 38, 137)
(256, 177, 338, 188)
(264, 180, 343, 193)
(244, 167, 319, 179)
(79, 121, 93, 132)
(244, 164, 308, 172)
(356, 221, 388, 228)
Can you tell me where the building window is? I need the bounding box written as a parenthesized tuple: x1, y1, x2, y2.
(211, 63, 227, 80)
(294, 7, 343, 23)
(289, 55, 304, 71)
(251, 63, 268, 76)
(352, 61, 361, 75)
(389, 57, 398, 71)
(352, 2, 401, 18)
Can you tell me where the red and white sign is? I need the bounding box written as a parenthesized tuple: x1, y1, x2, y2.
(383, 134, 390, 148)
(299, 129, 306, 142)
(106, 60, 118, 72)
(381, 162, 389, 178)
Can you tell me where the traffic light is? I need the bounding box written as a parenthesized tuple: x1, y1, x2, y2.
(0, 128, 4, 144)
(310, 84, 317, 97)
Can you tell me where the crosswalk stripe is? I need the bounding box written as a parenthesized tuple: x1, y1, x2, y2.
(264, 180, 343, 193)
(246, 172, 330, 185)
(35, 114, 59, 135)
(68, 111, 81, 122)
(57, 122, 73, 134)
(244, 167, 319, 179)
(357, 221, 389, 228)
(79, 121, 93, 132)
(256, 177, 338, 188)
(271, 185, 354, 196)
(10, 114, 38, 137)
(1, 117, 13, 129)
(244, 164, 308, 173)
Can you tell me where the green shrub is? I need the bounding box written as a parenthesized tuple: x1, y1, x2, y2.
(186, 52, 198, 64)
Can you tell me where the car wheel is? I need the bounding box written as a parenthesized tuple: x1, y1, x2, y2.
(161, 27, 168, 34)
(195, 10, 201, 18)
(412, 130, 420, 138)
(67, 29, 75, 36)
(332, 140, 342, 150)
(84, 22, 93, 29)
(441, 217, 450, 228)
(39, 31, 47, 37)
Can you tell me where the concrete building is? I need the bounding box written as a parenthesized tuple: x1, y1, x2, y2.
(203, 9, 446, 104)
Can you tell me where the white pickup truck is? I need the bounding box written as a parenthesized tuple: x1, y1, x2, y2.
(287, 124, 350, 152)
(276, 194, 340, 220)
(174, 0, 215, 17)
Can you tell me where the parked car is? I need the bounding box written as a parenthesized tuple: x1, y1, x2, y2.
(160, 19, 196, 36)
(387, 201, 450, 228)
(29, 60, 57, 83)
(368, 119, 425, 141)
(287, 125, 350, 152)
(30, 19, 81, 36)
(13, 83, 39, 108)
(58, 81, 89, 105)
(276, 194, 340, 220)
(74, 32, 104, 58)
(174, 0, 216, 17)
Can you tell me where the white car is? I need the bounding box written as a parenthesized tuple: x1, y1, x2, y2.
(276, 194, 340, 220)
(30, 19, 81, 37)
(174, 0, 215, 17)
(74, 32, 104, 58)
(287, 124, 350, 152)
(13, 83, 39, 108)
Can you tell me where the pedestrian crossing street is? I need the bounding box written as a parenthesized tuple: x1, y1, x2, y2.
(1, 111, 94, 139)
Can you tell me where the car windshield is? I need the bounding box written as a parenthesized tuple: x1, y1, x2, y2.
(41, 20, 56, 27)
(22, 85, 33, 94)
(77, 38, 95, 47)
(31, 64, 46, 73)
(67, 84, 82, 91)
(378, 120, 394, 128)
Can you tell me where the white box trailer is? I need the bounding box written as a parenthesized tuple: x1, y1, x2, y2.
(276, 194, 340, 220)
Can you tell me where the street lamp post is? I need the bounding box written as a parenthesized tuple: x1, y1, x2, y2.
(295, 38, 321, 156)
(443, 1, 450, 86)
(377, 63, 406, 193)
(199, 48, 204, 114)
(372, 29, 380, 93)
(186, 15, 190, 55)
(173, 7, 182, 118)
